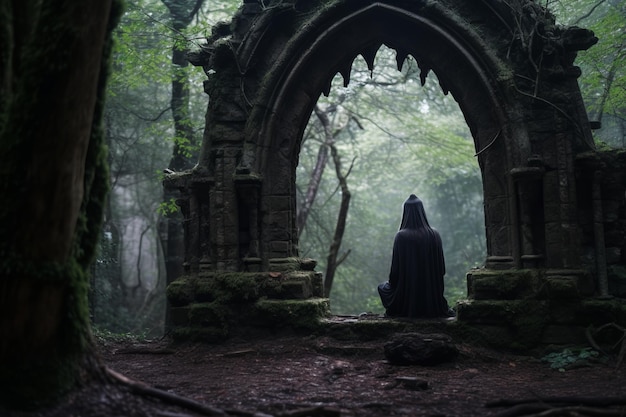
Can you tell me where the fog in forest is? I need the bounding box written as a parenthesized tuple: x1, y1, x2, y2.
(296, 47, 486, 315)
(91, 0, 625, 336)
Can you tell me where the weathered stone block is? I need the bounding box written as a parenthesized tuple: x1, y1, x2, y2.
(213, 273, 260, 302)
(253, 298, 330, 330)
(576, 271, 596, 296)
(281, 271, 316, 298)
(311, 272, 324, 297)
(269, 240, 290, 258)
(578, 299, 626, 326)
(266, 209, 290, 228)
(467, 270, 537, 300)
(457, 299, 546, 324)
(538, 276, 580, 299)
(603, 200, 621, 222)
(169, 306, 190, 326)
(384, 333, 458, 366)
(456, 299, 548, 348)
(222, 226, 238, 245)
(257, 274, 285, 298)
(608, 265, 626, 297)
(188, 302, 228, 328)
(243, 257, 262, 272)
(281, 279, 312, 299)
(269, 257, 301, 272)
(605, 227, 624, 247)
(460, 324, 516, 349)
(300, 258, 317, 271)
(192, 277, 217, 302)
(606, 247, 621, 264)
(548, 300, 579, 324)
(268, 196, 291, 212)
(540, 325, 587, 345)
(166, 277, 195, 307)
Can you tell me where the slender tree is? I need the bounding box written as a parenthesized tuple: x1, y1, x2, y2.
(163, 0, 204, 171)
(0, 0, 121, 407)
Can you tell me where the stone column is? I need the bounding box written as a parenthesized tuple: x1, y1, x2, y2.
(511, 165, 545, 268)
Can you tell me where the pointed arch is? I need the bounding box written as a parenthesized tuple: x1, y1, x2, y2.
(239, 1, 532, 266)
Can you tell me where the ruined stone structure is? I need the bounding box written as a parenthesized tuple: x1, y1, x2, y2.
(163, 0, 626, 346)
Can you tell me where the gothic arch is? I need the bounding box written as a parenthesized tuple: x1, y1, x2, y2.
(240, 1, 528, 268)
(185, 0, 596, 271)
(164, 0, 620, 344)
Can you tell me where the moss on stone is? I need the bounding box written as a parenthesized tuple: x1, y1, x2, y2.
(539, 276, 580, 299)
(188, 302, 229, 328)
(166, 277, 195, 306)
(257, 275, 285, 298)
(167, 273, 262, 306)
(269, 257, 302, 272)
(457, 299, 549, 350)
(579, 299, 626, 326)
(254, 298, 330, 331)
(213, 273, 259, 302)
(467, 269, 537, 300)
(193, 277, 217, 302)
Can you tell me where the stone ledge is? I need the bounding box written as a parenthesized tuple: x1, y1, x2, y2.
(467, 269, 538, 300)
(170, 298, 331, 342)
(166, 270, 324, 307)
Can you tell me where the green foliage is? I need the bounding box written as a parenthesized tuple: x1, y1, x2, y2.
(552, 1, 625, 148)
(92, 326, 149, 345)
(541, 347, 600, 371)
(158, 197, 180, 215)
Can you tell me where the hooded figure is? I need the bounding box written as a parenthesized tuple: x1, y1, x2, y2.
(378, 194, 451, 318)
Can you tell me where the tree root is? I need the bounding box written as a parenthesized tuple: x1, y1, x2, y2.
(105, 367, 342, 417)
(486, 396, 626, 417)
(105, 367, 227, 416)
(586, 322, 626, 368)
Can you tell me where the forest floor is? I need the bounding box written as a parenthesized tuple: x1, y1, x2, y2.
(6, 316, 626, 417)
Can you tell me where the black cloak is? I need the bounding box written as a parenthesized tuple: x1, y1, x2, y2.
(378, 195, 450, 318)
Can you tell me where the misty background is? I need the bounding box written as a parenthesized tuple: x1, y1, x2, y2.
(90, 0, 625, 336)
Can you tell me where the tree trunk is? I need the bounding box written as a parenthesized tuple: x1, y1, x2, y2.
(297, 107, 332, 235)
(0, 0, 120, 408)
(298, 105, 354, 296)
(324, 144, 353, 297)
(163, 0, 204, 171)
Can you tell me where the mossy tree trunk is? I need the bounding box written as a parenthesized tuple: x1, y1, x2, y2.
(0, 0, 120, 409)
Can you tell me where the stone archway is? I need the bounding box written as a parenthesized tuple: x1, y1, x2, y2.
(164, 0, 626, 346)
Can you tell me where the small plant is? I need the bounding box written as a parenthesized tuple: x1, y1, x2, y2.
(157, 197, 180, 215)
(541, 347, 599, 372)
(92, 326, 149, 346)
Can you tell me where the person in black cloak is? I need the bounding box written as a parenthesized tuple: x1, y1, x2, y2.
(378, 194, 453, 318)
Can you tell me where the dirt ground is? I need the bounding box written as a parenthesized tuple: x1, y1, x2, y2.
(6, 319, 626, 417)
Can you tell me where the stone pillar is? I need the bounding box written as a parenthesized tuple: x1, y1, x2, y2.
(511, 164, 545, 268)
(481, 137, 515, 270)
(235, 174, 262, 268)
(544, 131, 581, 269)
(211, 147, 241, 272)
(592, 170, 609, 296)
